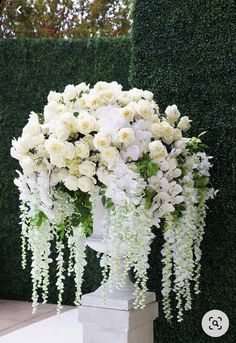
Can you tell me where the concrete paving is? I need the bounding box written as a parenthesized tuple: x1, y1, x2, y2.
(0, 299, 74, 337)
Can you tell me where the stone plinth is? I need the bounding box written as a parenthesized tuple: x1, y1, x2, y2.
(78, 290, 158, 343)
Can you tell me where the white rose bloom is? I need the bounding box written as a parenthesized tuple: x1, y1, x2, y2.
(75, 141, 90, 158)
(174, 138, 190, 150)
(149, 140, 167, 159)
(77, 176, 94, 192)
(118, 91, 130, 106)
(101, 147, 119, 169)
(44, 102, 66, 123)
(50, 154, 66, 168)
(63, 84, 77, 102)
(64, 175, 79, 191)
(20, 156, 36, 174)
(102, 90, 117, 104)
(63, 142, 75, 160)
(78, 161, 96, 177)
(75, 83, 89, 94)
(59, 112, 78, 133)
(88, 95, 103, 109)
(150, 123, 163, 139)
(165, 104, 181, 124)
(47, 91, 61, 103)
(27, 134, 45, 149)
(120, 105, 135, 122)
(118, 128, 135, 145)
(174, 128, 182, 141)
(161, 122, 175, 145)
(77, 115, 96, 134)
(54, 124, 70, 141)
(11, 137, 29, 160)
(177, 116, 192, 131)
(93, 132, 111, 151)
(94, 81, 107, 92)
(128, 88, 143, 102)
(136, 100, 154, 118)
(22, 113, 41, 137)
(77, 94, 89, 108)
(143, 90, 154, 101)
(45, 137, 64, 155)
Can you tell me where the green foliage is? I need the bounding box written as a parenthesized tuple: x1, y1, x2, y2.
(0, 37, 130, 304)
(130, 1, 236, 341)
(30, 211, 48, 228)
(136, 154, 159, 178)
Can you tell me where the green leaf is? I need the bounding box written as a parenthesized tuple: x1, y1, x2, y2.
(30, 211, 48, 228)
(147, 161, 158, 177)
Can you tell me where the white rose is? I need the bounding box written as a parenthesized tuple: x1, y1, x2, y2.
(50, 154, 66, 168)
(63, 142, 75, 160)
(20, 156, 36, 174)
(94, 81, 107, 92)
(174, 138, 190, 149)
(101, 147, 119, 169)
(59, 112, 78, 133)
(45, 137, 64, 155)
(128, 88, 143, 102)
(54, 124, 70, 141)
(75, 141, 90, 158)
(118, 128, 135, 145)
(118, 91, 130, 106)
(77, 176, 94, 192)
(177, 116, 192, 131)
(44, 102, 66, 123)
(88, 95, 103, 109)
(77, 94, 88, 108)
(174, 128, 182, 141)
(77, 115, 96, 134)
(64, 175, 79, 191)
(161, 122, 175, 145)
(22, 113, 41, 137)
(11, 137, 29, 160)
(136, 100, 154, 118)
(165, 104, 181, 124)
(93, 132, 111, 151)
(150, 123, 163, 139)
(149, 140, 167, 159)
(47, 91, 61, 103)
(143, 90, 154, 101)
(63, 84, 77, 102)
(27, 134, 45, 149)
(102, 90, 117, 104)
(76, 83, 89, 94)
(78, 161, 96, 177)
(120, 105, 135, 122)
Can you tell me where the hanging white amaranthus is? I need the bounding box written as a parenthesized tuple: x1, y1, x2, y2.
(11, 81, 216, 320)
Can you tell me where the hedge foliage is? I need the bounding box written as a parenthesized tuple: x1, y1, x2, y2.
(0, 37, 131, 304)
(130, 1, 236, 342)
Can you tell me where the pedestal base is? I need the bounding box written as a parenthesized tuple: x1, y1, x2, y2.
(78, 291, 158, 343)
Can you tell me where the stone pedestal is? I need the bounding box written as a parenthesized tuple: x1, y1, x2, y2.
(78, 290, 158, 343)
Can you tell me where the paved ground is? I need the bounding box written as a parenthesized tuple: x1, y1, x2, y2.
(0, 299, 75, 337)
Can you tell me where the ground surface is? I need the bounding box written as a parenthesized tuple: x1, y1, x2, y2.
(0, 300, 81, 342)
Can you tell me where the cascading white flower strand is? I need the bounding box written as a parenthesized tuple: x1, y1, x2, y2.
(100, 194, 154, 309)
(19, 202, 29, 269)
(27, 221, 52, 313)
(55, 238, 65, 314)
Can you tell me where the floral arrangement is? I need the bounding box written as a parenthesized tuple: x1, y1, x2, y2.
(11, 81, 215, 321)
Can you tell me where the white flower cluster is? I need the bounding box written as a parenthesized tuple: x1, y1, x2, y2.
(11, 82, 215, 320)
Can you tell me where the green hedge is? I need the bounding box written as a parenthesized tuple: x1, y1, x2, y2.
(130, 1, 236, 342)
(0, 37, 131, 304)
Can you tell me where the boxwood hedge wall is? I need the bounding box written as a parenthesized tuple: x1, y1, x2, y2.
(0, 37, 130, 304)
(130, 1, 236, 342)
